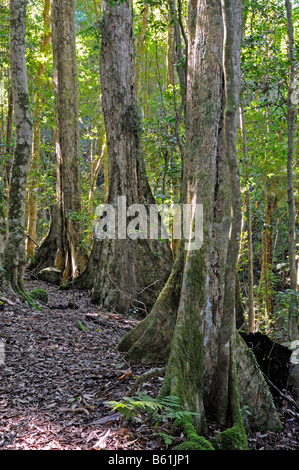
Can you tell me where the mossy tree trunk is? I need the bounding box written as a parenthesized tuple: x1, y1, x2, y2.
(73, 0, 173, 314)
(118, 0, 281, 446)
(0, 0, 32, 290)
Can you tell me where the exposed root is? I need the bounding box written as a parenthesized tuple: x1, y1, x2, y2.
(127, 367, 166, 396)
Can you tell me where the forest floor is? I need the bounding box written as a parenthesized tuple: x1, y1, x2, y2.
(0, 272, 299, 451)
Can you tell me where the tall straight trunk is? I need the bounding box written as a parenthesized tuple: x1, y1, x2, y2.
(258, 194, 276, 330)
(26, 0, 51, 261)
(73, 0, 173, 314)
(29, 0, 82, 282)
(216, 0, 243, 426)
(52, 0, 82, 281)
(166, 15, 175, 88)
(136, 3, 149, 98)
(0, 176, 5, 264)
(0, 84, 12, 263)
(5, 86, 13, 188)
(120, 0, 240, 430)
(118, 0, 282, 446)
(258, 105, 275, 329)
(285, 0, 298, 341)
(240, 106, 254, 332)
(0, 0, 32, 290)
(168, 0, 187, 112)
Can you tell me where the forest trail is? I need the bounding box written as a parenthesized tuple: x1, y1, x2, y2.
(0, 273, 165, 450)
(0, 273, 298, 450)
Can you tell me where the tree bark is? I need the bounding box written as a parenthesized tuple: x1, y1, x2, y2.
(166, 14, 175, 88)
(118, 0, 281, 446)
(29, 0, 83, 282)
(52, 0, 82, 282)
(285, 0, 298, 341)
(0, 0, 32, 290)
(5, 86, 13, 188)
(240, 107, 255, 331)
(168, 0, 187, 112)
(136, 3, 150, 99)
(73, 0, 173, 314)
(26, 0, 51, 262)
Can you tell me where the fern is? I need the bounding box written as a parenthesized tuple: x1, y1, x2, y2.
(106, 394, 164, 422)
(105, 393, 198, 425)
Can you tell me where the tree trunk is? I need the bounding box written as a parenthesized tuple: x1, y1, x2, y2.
(118, 0, 281, 448)
(52, 0, 82, 282)
(29, 0, 83, 283)
(168, 0, 187, 112)
(26, 0, 51, 262)
(240, 106, 255, 332)
(5, 86, 13, 189)
(285, 0, 298, 341)
(0, 184, 5, 265)
(72, 0, 173, 314)
(0, 0, 32, 290)
(166, 15, 175, 88)
(258, 194, 276, 331)
(136, 3, 149, 99)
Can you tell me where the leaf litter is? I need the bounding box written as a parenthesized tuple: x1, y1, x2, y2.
(0, 273, 298, 450)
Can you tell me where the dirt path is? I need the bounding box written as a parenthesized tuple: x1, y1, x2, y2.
(0, 276, 164, 450)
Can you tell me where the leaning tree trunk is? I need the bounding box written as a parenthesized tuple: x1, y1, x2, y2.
(0, 0, 32, 291)
(118, 0, 282, 448)
(29, 0, 83, 283)
(73, 0, 173, 314)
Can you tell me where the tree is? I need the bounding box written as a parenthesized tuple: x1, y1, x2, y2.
(285, 0, 298, 341)
(240, 106, 255, 332)
(29, 0, 83, 283)
(26, 0, 51, 262)
(73, 0, 173, 314)
(118, 0, 282, 448)
(0, 0, 33, 291)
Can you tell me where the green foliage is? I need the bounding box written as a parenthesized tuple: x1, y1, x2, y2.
(106, 394, 165, 422)
(106, 393, 198, 424)
(273, 289, 299, 341)
(75, 320, 88, 332)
